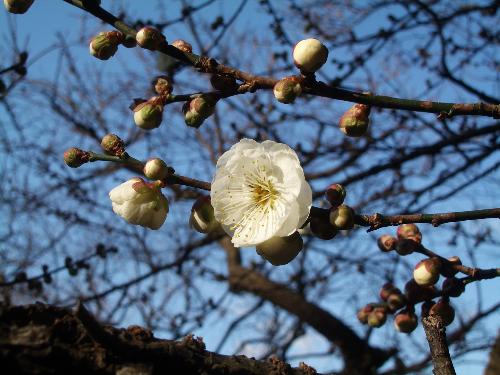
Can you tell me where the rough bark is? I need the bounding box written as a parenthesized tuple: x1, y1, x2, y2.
(422, 315, 456, 375)
(0, 303, 320, 375)
(485, 330, 500, 375)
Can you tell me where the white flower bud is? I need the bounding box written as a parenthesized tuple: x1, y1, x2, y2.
(256, 231, 303, 266)
(136, 27, 166, 50)
(273, 76, 302, 104)
(293, 38, 329, 73)
(109, 178, 168, 230)
(143, 158, 169, 180)
(413, 257, 441, 286)
(3, 0, 34, 14)
(133, 99, 164, 130)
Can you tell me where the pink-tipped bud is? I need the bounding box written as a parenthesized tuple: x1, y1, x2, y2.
(190, 195, 220, 234)
(293, 38, 329, 73)
(210, 74, 238, 92)
(329, 204, 355, 230)
(256, 231, 304, 266)
(377, 235, 397, 252)
(153, 75, 173, 96)
(273, 76, 302, 104)
(442, 277, 465, 298)
(324, 183, 346, 207)
(357, 304, 374, 324)
(101, 133, 125, 156)
(309, 215, 338, 240)
(339, 104, 370, 137)
(379, 282, 396, 301)
(63, 147, 90, 168)
(136, 27, 166, 50)
(387, 292, 407, 312)
(413, 257, 441, 286)
(133, 98, 164, 130)
(404, 279, 436, 303)
(429, 299, 455, 326)
(3, 0, 34, 14)
(367, 307, 387, 328)
(89, 31, 124, 60)
(440, 256, 462, 278)
(143, 158, 169, 180)
(394, 309, 418, 333)
(171, 39, 192, 53)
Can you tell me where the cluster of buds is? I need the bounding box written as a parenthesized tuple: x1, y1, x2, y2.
(182, 95, 216, 128)
(89, 31, 125, 60)
(132, 97, 165, 130)
(3, 0, 35, 14)
(273, 76, 302, 104)
(256, 231, 304, 266)
(339, 103, 371, 137)
(293, 38, 329, 74)
(171, 39, 192, 53)
(190, 195, 221, 235)
(63, 147, 90, 168)
(136, 26, 166, 51)
(101, 133, 125, 157)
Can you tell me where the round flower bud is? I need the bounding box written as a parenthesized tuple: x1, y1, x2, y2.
(256, 231, 304, 266)
(273, 76, 302, 104)
(357, 304, 374, 324)
(367, 307, 387, 328)
(404, 279, 436, 302)
(171, 39, 192, 53)
(379, 282, 396, 301)
(210, 74, 238, 92)
(440, 256, 462, 278)
(182, 96, 216, 128)
(377, 235, 397, 252)
(3, 0, 34, 14)
(309, 215, 338, 240)
(387, 292, 407, 312)
(429, 299, 455, 326)
(394, 309, 418, 333)
(153, 75, 173, 96)
(133, 99, 164, 130)
(397, 223, 422, 241)
(329, 204, 355, 230)
(324, 183, 346, 207)
(136, 27, 166, 50)
(89, 31, 123, 60)
(143, 158, 169, 180)
(442, 277, 465, 298)
(339, 103, 371, 137)
(183, 109, 204, 129)
(63, 147, 90, 168)
(413, 257, 442, 286)
(293, 38, 329, 73)
(101, 133, 125, 156)
(190, 195, 220, 234)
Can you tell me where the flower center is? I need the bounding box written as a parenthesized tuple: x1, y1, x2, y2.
(251, 180, 278, 209)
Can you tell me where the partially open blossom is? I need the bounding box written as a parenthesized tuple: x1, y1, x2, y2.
(190, 195, 220, 234)
(133, 98, 164, 130)
(329, 204, 355, 230)
(256, 231, 303, 266)
(377, 235, 397, 252)
(143, 158, 169, 180)
(394, 309, 418, 333)
(172, 39, 192, 53)
(413, 257, 441, 286)
(339, 104, 370, 137)
(293, 38, 329, 73)
(3, 0, 34, 14)
(325, 183, 346, 207)
(273, 76, 302, 104)
(211, 139, 312, 247)
(89, 31, 123, 60)
(136, 27, 166, 50)
(109, 178, 168, 230)
(64, 147, 90, 168)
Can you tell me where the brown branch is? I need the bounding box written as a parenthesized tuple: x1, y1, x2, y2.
(219, 236, 393, 374)
(0, 302, 319, 375)
(485, 330, 500, 375)
(422, 315, 456, 375)
(61, 0, 500, 119)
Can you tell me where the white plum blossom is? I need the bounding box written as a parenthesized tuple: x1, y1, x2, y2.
(109, 177, 168, 230)
(211, 139, 312, 247)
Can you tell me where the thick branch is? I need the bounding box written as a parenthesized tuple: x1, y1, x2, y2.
(0, 303, 318, 375)
(485, 330, 500, 375)
(422, 315, 456, 375)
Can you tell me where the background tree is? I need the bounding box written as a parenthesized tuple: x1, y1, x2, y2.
(0, 1, 499, 374)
